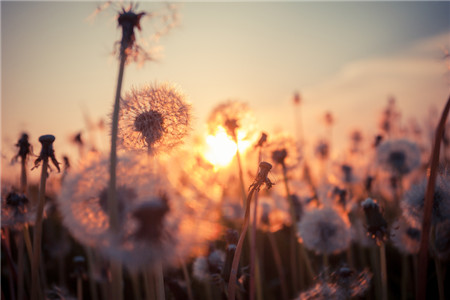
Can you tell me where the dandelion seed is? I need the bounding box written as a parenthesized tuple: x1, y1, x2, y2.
(118, 83, 191, 154)
(297, 206, 351, 255)
(401, 173, 450, 227)
(376, 139, 421, 176)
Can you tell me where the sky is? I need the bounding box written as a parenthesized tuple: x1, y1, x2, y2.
(1, 1, 450, 180)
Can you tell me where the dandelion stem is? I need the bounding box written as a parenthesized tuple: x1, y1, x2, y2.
(227, 188, 256, 300)
(155, 262, 165, 300)
(267, 232, 289, 300)
(85, 247, 99, 300)
(281, 163, 299, 292)
(77, 276, 83, 300)
(180, 259, 194, 300)
(31, 159, 48, 300)
(380, 242, 388, 300)
(434, 257, 445, 300)
(417, 94, 450, 300)
(17, 233, 25, 300)
(401, 255, 408, 300)
(129, 272, 142, 300)
(235, 144, 247, 207)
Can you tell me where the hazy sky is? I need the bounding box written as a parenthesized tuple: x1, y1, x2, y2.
(1, 1, 450, 172)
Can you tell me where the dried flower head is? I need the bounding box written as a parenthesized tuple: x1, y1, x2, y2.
(376, 139, 421, 176)
(265, 132, 301, 174)
(207, 100, 257, 143)
(315, 139, 330, 160)
(89, 2, 179, 66)
(401, 173, 450, 227)
(32, 134, 60, 172)
(297, 206, 351, 255)
(13, 132, 32, 162)
(361, 198, 388, 244)
(118, 83, 191, 154)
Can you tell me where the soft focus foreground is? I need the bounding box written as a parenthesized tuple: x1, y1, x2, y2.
(2, 2, 450, 300)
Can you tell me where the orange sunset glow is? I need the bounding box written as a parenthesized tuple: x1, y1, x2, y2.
(1, 1, 449, 300)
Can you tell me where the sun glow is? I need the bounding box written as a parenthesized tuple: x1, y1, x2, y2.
(203, 126, 251, 168)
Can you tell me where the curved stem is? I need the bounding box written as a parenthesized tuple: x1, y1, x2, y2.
(417, 94, 450, 300)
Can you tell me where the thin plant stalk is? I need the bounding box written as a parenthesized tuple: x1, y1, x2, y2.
(267, 232, 289, 300)
(154, 262, 165, 300)
(280, 163, 300, 292)
(380, 242, 388, 300)
(143, 269, 155, 300)
(18, 157, 27, 300)
(249, 192, 263, 300)
(77, 276, 83, 300)
(129, 272, 142, 300)
(235, 141, 247, 207)
(401, 255, 408, 300)
(85, 247, 99, 300)
(227, 187, 257, 300)
(31, 159, 48, 300)
(1, 229, 17, 300)
(417, 94, 450, 300)
(434, 257, 445, 300)
(180, 259, 194, 300)
(227, 162, 273, 300)
(107, 43, 127, 300)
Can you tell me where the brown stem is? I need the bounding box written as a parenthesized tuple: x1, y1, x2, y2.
(227, 188, 256, 300)
(417, 94, 450, 300)
(31, 159, 48, 300)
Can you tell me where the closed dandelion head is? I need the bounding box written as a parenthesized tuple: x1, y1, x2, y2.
(376, 139, 421, 176)
(266, 132, 301, 172)
(118, 83, 191, 154)
(390, 218, 421, 255)
(315, 139, 330, 160)
(361, 198, 388, 244)
(33, 134, 60, 172)
(401, 173, 450, 227)
(297, 206, 351, 255)
(13, 132, 32, 162)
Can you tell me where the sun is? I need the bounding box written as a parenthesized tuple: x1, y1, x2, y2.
(202, 126, 251, 168)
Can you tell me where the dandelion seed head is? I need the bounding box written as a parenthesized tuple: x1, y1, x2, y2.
(376, 139, 421, 175)
(390, 218, 421, 254)
(401, 173, 450, 227)
(118, 82, 191, 154)
(434, 219, 450, 261)
(331, 267, 372, 298)
(298, 206, 351, 255)
(1, 189, 36, 229)
(207, 100, 257, 143)
(192, 249, 225, 283)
